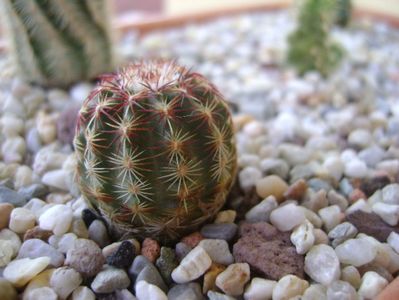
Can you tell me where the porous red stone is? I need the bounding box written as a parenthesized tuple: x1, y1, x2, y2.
(233, 222, 304, 280)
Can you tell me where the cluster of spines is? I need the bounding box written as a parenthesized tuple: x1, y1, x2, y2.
(0, 0, 113, 87)
(75, 61, 237, 241)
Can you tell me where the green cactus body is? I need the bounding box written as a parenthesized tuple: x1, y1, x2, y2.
(288, 0, 343, 77)
(74, 61, 237, 242)
(0, 0, 113, 87)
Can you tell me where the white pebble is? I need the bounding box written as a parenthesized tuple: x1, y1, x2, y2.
(71, 286, 95, 300)
(50, 267, 82, 299)
(50, 233, 78, 254)
(39, 204, 73, 235)
(216, 263, 250, 296)
(27, 287, 58, 300)
(244, 277, 276, 300)
(198, 239, 234, 265)
(242, 121, 264, 137)
(3, 257, 50, 287)
(239, 166, 262, 191)
(348, 129, 372, 148)
(24, 198, 47, 219)
(36, 112, 57, 144)
(346, 199, 372, 214)
(9, 207, 36, 234)
(387, 232, 399, 254)
(238, 154, 261, 168)
(0, 240, 14, 267)
(33, 148, 68, 175)
(318, 205, 344, 231)
(372, 202, 399, 226)
(1, 115, 24, 137)
(270, 203, 306, 231)
(344, 159, 368, 178)
(302, 284, 327, 300)
(300, 207, 322, 228)
(272, 274, 309, 300)
(14, 165, 34, 189)
(2, 136, 26, 163)
(335, 238, 377, 267)
(42, 170, 69, 191)
(0, 228, 21, 256)
(323, 156, 344, 181)
(290, 220, 315, 254)
(171, 245, 212, 284)
(326, 280, 357, 300)
(382, 184, 399, 204)
(358, 271, 388, 299)
(135, 280, 167, 300)
(304, 244, 340, 286)
(245, 196, 278, 223)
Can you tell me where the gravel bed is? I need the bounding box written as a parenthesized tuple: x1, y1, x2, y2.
(1, 10, 399, 300)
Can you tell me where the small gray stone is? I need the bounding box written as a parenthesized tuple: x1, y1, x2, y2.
(91, 266, 130, 294)
(88, 220, 110, 248)
(18, 184, 48, 201)
(290, 164, 315, 183)
(327, 190, 348, 212)
(167, 283, 203, 300)
(198, 239, 234, 265)
(128, 255, 152, 280)
(307, 178, 332, 192)
(245, 196, 278, 223)
(339, 178, 354, 197)
(65, 238, 105, 277)
(260, 158, 289, 179)
(358, 146, 386, 167)
(17, 238, 64, 267)
(175, 242, 192, 261)
(382, 184, 399, 205)
(0, 186, 27, 207)
(26, 128, 42, 153)
(302, 189, 328, 212)
(135, 265, 167, 293)
(115, 289, 137, 300)
(200, 223, 238, 241)
(155, 247, 178, 285)
(328, 222, 358, 247)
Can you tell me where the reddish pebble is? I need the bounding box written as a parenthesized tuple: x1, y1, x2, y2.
(284, 179, 308, 201)
(0, 203, 14, 229)
(141, 238, 160, 263)
(181, 232, 204, 248)
(377, 276, 399, 300)
(349, 189, 366, 204)
(23, 226, 53, 242)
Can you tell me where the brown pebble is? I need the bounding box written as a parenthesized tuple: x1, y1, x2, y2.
(181, 232, 204, 248)
(141, 238, 160, 263)
(23, 226, 53, 242)
(349, 188, 366, 204)
(203, 263, 226, 294)
(256, 175, 288, 202)
(0, 203, 14, 229)
(346, 210, 399, 242)
(284, 179, 308, 201)
(376, 276, 399, 300)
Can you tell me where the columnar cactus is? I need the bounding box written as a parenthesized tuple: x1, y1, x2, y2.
(74, 61, 237, 241)
(0, 0, 113, 87)
(287, 0, 343, 77)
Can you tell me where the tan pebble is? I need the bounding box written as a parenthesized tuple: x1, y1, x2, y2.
(0, 278, 17, 300)
(349, 188, 366, 203)
(284, 179, 308, 201)
(70, 217, 89, 239)
(203, 263, 226, 294)
(4, 257, 51, 288)
(216, 263, 250, 296)
(233, 114, 254, 131)
(141, 238, 160, 263)
(0, 203, 14, 229)
(272, 274, 309, 300)
(341, 266, 361, 289)
(23, 226, 53, 242)
(256, 175, 288, 202)
(214, 210, 236, 224)
(181, 232, 204, 248)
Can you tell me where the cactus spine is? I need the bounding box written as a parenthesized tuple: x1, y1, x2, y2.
(74, 61, 237, 241)
(0, 0, 113, 87)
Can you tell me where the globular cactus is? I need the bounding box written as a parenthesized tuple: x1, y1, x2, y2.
(0, 0, 113, 88)
(74, 61, 237, 241)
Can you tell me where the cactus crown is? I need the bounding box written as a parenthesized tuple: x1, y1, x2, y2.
(74, 61, 237, 241)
